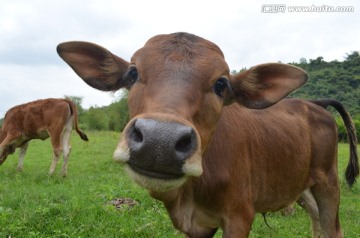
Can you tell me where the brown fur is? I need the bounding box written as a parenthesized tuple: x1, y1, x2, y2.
(57, 32, 358, 237)
(0, 98, 88, 176)
(154, 100, 341, 236)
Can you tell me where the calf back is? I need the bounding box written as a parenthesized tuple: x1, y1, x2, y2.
(1, 99, 71, 139)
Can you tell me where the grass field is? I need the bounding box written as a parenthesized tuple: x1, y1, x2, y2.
(0, 131, 359, 237)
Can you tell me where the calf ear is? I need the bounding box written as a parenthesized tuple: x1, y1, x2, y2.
(229, 63, 308, 109)
(57, 41, 130, 91)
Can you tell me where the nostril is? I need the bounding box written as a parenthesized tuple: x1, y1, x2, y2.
(132, 126, 143, 143)
(175, 133, 193, 154)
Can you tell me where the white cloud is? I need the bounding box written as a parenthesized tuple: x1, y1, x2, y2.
(0, 64, 116, 117)
(0, 0, 359, 116)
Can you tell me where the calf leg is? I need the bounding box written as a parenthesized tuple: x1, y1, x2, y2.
(60, 119, 73, 177)
(222, 206, 255, 238)
(17, 141, 29, 171)
(281, 203, 296, 216)
(311, 170, 342, 238)
(49, 136, 63, 176)
(298, 189, 321, 238)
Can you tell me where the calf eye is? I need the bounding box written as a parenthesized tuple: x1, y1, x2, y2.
(128, 67, 138, 84)
(213, 78, 228, 97)
(124, 66, 139, 87)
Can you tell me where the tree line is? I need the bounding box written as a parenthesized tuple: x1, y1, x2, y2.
(70, 51, 359, 141)
(65, 94, 129, 132)
(1, 51, 359, 141)
(234, 51, 360, 141)
(289, 51, 360, 142)
(289, 51, 360, 116)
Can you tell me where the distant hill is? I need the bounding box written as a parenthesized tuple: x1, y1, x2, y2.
(289, 51, 360, 117)
(1, 52, 359, 141)
(234, 51, 360, 141)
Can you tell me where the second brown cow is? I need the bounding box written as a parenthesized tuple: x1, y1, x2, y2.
(57, 33, 358, 237)
(0, 98, 88, 176)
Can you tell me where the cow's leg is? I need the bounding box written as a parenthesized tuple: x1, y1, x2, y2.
(298, 189, 321, 237)
(49, 134, 63, 176)
(0, 132, 20, 164)
(222, 206, 254, 238)
(0, 143, 7, 164)
(311, 171, 342, 238)
(17, 141, 29, 171)
(49, 147, 62, 176)
(60, 118, 73, 177)
(281, 203, 296, 216)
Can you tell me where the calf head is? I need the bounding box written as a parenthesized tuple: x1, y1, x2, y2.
(0, 145, 15, 163)
(57, 32, 307, 192)
(0, 130, 9, 163)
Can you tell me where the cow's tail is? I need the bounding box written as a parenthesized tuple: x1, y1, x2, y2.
(65, 99, 89, 141)
(310, 99, 358, 187)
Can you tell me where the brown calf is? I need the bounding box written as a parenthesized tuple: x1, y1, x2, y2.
(0, 98, 88, 176)
(57, 33, 358, 237)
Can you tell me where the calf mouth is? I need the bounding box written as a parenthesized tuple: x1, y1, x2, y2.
(124, 164, 187, 192)
(127, 161, 184, 180)
(116, 149, 202, 192)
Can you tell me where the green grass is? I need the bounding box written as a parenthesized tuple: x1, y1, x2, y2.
(0, 131, 359, 237)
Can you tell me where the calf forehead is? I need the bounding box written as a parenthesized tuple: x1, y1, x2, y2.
(143, 33, 225, 57)
(127, 33, 229, 118)
(132, 33, 229, 83)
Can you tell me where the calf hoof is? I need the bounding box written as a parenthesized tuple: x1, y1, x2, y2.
(61, 171, 67, 177)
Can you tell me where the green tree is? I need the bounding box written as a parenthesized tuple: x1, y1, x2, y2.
(73, 51, 359, 141)
(290, 51, 360, 141)
(86, 107, 108, 130)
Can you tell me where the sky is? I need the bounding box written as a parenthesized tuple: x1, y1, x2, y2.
(1, 0, 359, 117)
